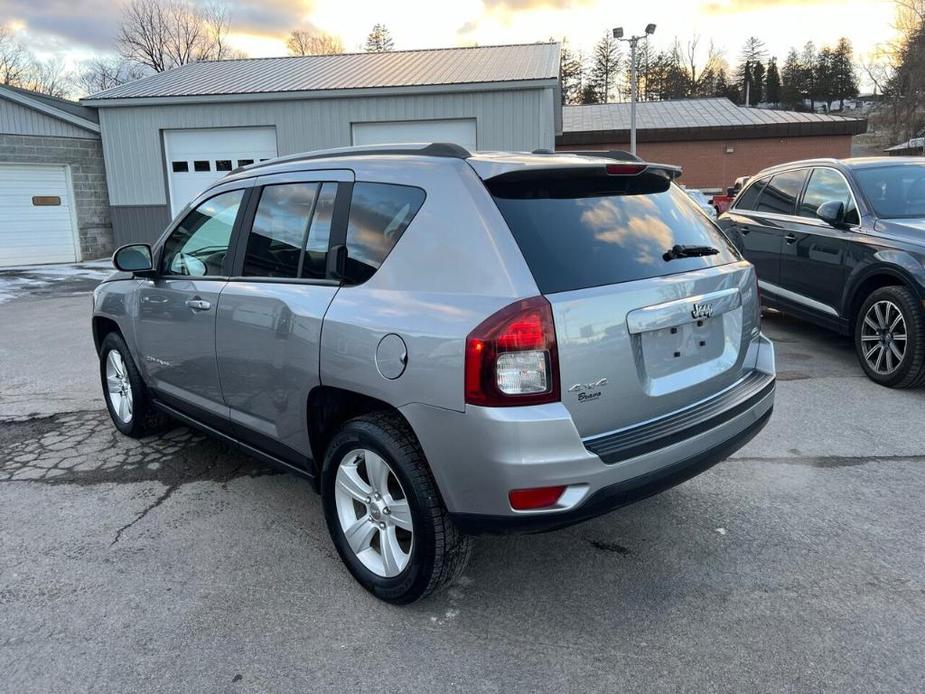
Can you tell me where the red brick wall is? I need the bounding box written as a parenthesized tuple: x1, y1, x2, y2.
(557, 135, 854, 191)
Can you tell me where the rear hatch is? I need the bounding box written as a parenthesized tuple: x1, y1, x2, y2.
(484, 160, 759, 439)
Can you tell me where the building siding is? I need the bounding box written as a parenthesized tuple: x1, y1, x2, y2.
(98, 87, 556, 206)
(0, 98, 97, 139)
(558, 134, 854, 191)
(110, 205, 172, 245)
(0, 134, 113, 259)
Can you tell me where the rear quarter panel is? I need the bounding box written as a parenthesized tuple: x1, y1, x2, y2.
(319, 158, 539, 413)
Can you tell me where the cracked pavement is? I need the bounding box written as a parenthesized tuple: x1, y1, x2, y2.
(1, 275, 924, 693)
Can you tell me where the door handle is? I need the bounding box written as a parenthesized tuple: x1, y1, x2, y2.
(185, 298, 211, 311)
(740, 225, 751, 235)
(784, 233, 797, 244)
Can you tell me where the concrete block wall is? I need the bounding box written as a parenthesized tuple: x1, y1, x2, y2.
(0, 133, 114, 260)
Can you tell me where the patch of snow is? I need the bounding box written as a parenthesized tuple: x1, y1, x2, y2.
(715, 527, 727, 535)
(0, 260, 114, 304)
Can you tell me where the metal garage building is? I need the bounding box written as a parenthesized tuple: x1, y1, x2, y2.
(0, 85, 113, 267)
(82, 42, 561, 245)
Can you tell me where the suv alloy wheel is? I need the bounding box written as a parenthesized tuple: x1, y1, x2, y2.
(321, 413, 472, 604)
(855, 286, 925, 388)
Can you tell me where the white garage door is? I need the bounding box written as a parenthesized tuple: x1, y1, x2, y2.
(352, 119, 477, 152)
(164, 127, 277, 216)
(0, 164, 78, 267)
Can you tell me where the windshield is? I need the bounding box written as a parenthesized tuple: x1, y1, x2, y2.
(490, 181, 739, 294)
(854, 163, 925, 219)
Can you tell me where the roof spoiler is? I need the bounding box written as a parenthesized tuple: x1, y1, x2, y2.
(528, 149, 682, 180)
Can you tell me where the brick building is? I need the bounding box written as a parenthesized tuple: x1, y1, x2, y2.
(558, 98, 867, 191)
(0, 85, 113, 266)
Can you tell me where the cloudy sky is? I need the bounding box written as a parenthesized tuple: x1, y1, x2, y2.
(2, 0, 897, 73)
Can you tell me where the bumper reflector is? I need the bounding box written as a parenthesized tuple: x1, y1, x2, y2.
(509, 485, 567, 510)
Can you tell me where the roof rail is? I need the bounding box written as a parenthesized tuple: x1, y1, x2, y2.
(235, 142, 471, 175)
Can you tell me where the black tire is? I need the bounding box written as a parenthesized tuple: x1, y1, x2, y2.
(854, 285, 925, 388)
(321, 412, 472, 604)
(99, 332, 170, 437)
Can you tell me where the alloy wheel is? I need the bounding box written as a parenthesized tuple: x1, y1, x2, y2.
(333, 448, 413, 578)
(105, 350, 133, 423)
(860, 300, 907, 375)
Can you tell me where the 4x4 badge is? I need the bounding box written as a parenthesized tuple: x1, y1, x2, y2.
(691, 302, 714, 319)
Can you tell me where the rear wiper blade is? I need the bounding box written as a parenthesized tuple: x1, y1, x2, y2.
(663, 244, 720, 261)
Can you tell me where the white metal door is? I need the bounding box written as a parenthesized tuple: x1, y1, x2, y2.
(164, 127, 277, 216)
(352, 119, 477, 152)
(0, 164, 78, 267)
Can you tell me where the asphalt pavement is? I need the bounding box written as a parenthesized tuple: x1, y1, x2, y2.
(1, 268, 923, 693)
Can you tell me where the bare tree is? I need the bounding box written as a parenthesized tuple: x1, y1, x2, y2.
(683, 36, 724, 96)
(77, 57, 149, 95)
(22, 58, 73, 98)
(118, 0, 244, 73)
(286, 30, 344, 56)
(0, 26, 31, 85)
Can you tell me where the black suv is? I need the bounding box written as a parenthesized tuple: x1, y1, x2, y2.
(719, 157, 925, 388)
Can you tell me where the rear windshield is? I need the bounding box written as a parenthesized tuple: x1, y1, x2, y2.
(490, 179, 740, 294)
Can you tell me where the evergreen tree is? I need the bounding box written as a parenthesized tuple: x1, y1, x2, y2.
(815, 45, 836, 110)
(831, 37, 858, 110)
(740, 61, 752, 105)
(800, 41, 817, 109)
(751, 61, 765, 104)
(559, 42, 583, 105)
(588, 31, 621, 103)
(580, 82, 601, 104)
(781, 48, 802, 109)
(737, 36, 767, 105)
(364, 24, 394, 52)
(765, 57, 781, 105)
(713, 67, 730, 98)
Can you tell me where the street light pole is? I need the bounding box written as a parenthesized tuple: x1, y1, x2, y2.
(630, 39, 637, 155)
(614, 24, 656, 157)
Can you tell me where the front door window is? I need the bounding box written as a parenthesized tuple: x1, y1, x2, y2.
(162, 190, 244, 277)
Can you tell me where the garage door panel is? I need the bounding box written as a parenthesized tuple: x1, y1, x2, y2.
(164, 127, 277, 216)
(352, 119, 477, 152)
(0, 164, 78, 267)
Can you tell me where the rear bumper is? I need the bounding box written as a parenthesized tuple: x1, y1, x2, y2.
(400, 334, 775, 535)
(450, 405, 771, 534)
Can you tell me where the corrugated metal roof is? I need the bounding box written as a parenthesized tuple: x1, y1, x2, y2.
(1, 84, 98, 123)
(84, 43, 560, 102)
(563, 98, 864, 133)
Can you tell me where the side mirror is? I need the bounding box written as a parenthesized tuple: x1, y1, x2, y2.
(113, 243, 155, 275)
(816, 200, 847, 228)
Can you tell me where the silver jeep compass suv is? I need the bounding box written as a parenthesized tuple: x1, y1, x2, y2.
(93, 143, 775, 603)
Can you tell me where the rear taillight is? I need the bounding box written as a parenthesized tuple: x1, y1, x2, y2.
(465, 296, 560, 407)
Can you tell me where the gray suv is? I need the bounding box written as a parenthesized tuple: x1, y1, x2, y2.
(93, 143, 776, 603)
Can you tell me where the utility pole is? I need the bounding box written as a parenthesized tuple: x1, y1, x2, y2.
(614, 24, 656, 156)
(744, 60, 750, 106)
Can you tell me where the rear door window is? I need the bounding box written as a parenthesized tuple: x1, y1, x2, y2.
(732, 179, 766, 211)
(489, 181, 739, 295)
(243, 183, 320, 278)
(755, 170, 807, 215)
(345, 182, 426, 283)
